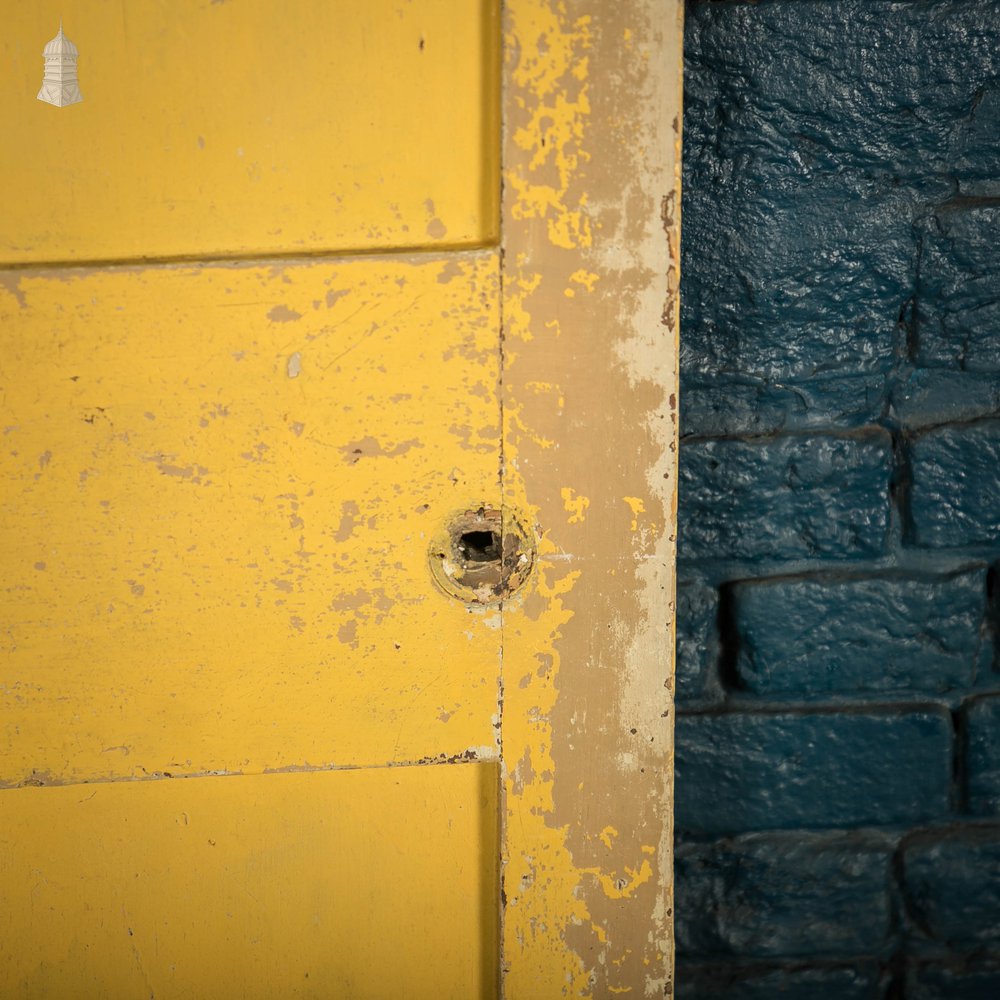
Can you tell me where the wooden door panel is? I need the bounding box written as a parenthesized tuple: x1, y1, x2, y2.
(0, 1, 682, 996)
(0, 1, 499, 263)
(0, 253, 501, 784)
(0, 763, 499, 998)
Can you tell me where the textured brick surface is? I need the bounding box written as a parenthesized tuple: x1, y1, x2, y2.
(675, 709, 952, 835)
(902, 826, 1000, 947)
(906, 960, 1000, 999)
(730, 571, 985, 697)
(680, 179, 911, 386)
(683, 0, 1000, 408)
(676, 831, 892, 958)
(684, 1, 1000, 191)
(678, 431, 890, 564)
(678, 0, 1000, 990)
(683, 373, 885, 439)
(966, 696, 1000, 816)
(918, 209, 1000, 372)
(677, 962, 883, 1000)
(676, 576, 721, 705)
(892, 369, 1000, 430)
(910, 421, 1000, 548)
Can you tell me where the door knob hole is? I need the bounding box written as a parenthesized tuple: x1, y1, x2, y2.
(458, 530, 501, 564)
(428, 505, 534, 604)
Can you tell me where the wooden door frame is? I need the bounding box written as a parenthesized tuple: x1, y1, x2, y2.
(499, 1, 682, 995)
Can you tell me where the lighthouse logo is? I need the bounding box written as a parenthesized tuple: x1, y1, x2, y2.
(37, 21, 83, 108)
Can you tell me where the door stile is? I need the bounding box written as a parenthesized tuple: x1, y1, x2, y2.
(499, 1, 683, 996)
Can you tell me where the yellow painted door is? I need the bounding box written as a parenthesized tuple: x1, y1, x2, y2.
(0, 2, 682, 998)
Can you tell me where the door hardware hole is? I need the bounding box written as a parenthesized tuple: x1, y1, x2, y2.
(427, 505, 534, 604)
(458, 530, 501, 564)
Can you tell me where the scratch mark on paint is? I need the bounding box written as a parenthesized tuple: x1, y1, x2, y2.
(146, 457, 212, 485)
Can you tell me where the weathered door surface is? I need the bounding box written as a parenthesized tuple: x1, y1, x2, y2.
(0, 2, 682, 997)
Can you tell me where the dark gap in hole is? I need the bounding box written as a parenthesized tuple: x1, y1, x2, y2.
(716, 583, 746, 693)
(890, 429, 916, 546)
(986, 563, 1000, 678)
(458, 530, 501, 564)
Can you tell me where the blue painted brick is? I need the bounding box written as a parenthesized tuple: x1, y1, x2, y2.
(676, 576, 721, 705)
(678, 0, 1000, 985)
(675, 708, 952, 835)
(680, 179, 911, 387)
(684, 0, 1000, 189)
(907, 960, 1000, 1000)
(682, 373, 885, 439)
(731, 570, 985, 698)
(917, 209, 1000, 372)
(902, 825, 1000, 948)
(966, 695, 1000, 816)
(682, 0, 1000, 435)
(682, 11, 917, 392)
(910, 420, 1000, 548)
(679, 431, 890, 564)
(677, 962, 882, 1000)
(676, 830, 892, 958)
(891, 369, 1000, 430)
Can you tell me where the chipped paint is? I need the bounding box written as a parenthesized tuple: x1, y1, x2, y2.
(623, 496, 646, 533)
(0, 252, 505, 783)
(561, 486, 591, 524)
(501, 1, 682, 996)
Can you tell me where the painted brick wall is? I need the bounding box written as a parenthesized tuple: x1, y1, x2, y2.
(676, 1, 1000, 996)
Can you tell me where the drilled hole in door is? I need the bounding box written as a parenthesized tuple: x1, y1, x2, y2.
(458, 530, 501, 563)
(428, 505, 535, 604)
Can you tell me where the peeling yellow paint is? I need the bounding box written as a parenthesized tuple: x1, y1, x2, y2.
(569, 268, 601, 292)
(501, 1, 681, 996)
(0, 253, 503, 782)
(623, 495, 646, 532)
(591, 859, 655, 900)
(599, 825, 620, 849)
(561, 487, 591, 524)
(507, 6, 595, 251)
(0, 2, 680, 995)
